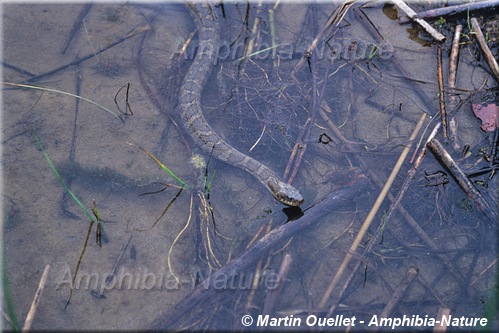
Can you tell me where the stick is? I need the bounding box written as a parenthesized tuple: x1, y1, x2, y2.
(285, 50, 330, 182)
(426, 138, 497, 224)
(470, 18, 499, 81)
(448, 25, 463, 151)
(434, 308, 451, 332)
(24, 24, 148, 83)
(60, 4, 93, 54)
(319, 113, 426, 312)
(392, 0, 445, 42)
(355, 8, 437, 114)
(22, 265, 51, 332)
(399, 0, 499, 24)
(149, 176, 369, 330)
(262, 253, 293, 315)
(328, 122, 466, 316)
(378, 266, 419, 319)
(437, 45, 447, 137)
(290, 1, 355, 78)
(94, 232, 134, 298)
(448, 25, 462, 90)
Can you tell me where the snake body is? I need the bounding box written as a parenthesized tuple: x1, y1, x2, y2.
(179, 2, 303, 206)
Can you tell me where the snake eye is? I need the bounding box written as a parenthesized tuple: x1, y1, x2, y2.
(267, 179, 279, 192)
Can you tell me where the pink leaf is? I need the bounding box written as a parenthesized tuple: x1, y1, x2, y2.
(472, 103, 499, 132)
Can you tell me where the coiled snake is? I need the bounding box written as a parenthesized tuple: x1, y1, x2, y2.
(180, 2, 304, 206)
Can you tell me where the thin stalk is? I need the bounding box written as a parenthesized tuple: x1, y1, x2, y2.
(2, 82, 123, 121)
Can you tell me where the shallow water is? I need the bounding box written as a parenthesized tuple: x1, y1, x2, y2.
(1, 2, 497, 331)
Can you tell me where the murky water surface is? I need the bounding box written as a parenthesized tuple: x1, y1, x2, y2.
(2, 2, 497, 330)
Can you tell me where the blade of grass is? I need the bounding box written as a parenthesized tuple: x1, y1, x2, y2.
(205, 170, 216, 194)
(31, 129, 105, 309)
(2, 258, 20, 332)
(30, 128, 94, 223)
(140, 147, 188, 188)
(2, 81, 123, 121)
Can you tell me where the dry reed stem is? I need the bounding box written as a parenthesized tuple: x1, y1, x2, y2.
(378, 266, 419, 319)
(22, 264, 50, 332)
(434, 308, 451, 332)
(318, 112, 426, 312)
(437, 46, 447, 137)
(262, 253, 293, 315)
(448, 24, 463, 151)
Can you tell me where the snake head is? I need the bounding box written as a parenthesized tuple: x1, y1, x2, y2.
(267, 179, 304, 207)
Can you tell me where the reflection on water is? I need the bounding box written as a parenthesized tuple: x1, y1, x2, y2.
(2, 2, 497, 331)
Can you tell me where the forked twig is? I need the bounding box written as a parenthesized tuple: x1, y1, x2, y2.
(25, 24, 149, 83)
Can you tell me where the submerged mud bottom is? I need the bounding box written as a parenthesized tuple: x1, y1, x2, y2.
(149, 174, 369, 330)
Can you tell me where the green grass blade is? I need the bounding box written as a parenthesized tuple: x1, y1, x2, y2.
(140, 148, 188, 188)
(30, 129, 94, 222)
(2, 258, 20, 332)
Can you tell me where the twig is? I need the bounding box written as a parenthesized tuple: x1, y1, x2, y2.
(290, 1, 355, 78)
(470, 18, 499, 81)
(426, 138, 497, 224)
(150, 176, 369, 330)
(448, 25, 463, 151)
(94, 232, 134, 297)
(136, 16, 192, 156)
(262, 253, 293, 315)
(328, 122, 467, 316)
(448, 25, 463, 90)
(22, 265, 51, 332)
(319, 113, 426, 313)
(318, 106, 454, 261)
(399, 0, 499, 24)
(383, 122, 440, 237)
(285, 51, 329, 182)
(392, 0, 445, 42)
(60, 63, 82, 218)
(437, 45, 447, 137)
(378, 266, 419, 319)
(434, 308, 452, 332)
(24, 24, 148, 83)
(1, 61, 36, 77)
(355, 8, 437, 114)
(60, 4, 93, 54)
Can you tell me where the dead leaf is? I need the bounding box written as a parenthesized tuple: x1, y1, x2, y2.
(472, 103, 499, 132)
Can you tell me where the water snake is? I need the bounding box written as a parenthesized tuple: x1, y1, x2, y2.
(179, 2, 304, 206)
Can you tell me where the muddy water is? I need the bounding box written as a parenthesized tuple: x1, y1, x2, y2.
(2, 2, 497, 330)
